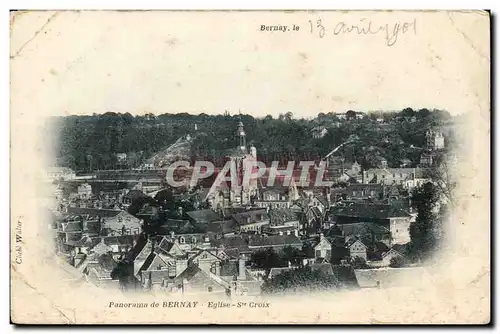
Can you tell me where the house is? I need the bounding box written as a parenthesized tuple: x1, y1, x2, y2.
(161, 252, 260, 297)
(100, 211, 143, 236)
(248, 234, 302, 252)
(84, 253, 120, 289)
(347, 238, 367, 261)
(403, 168, 430, 191)
(268, 267, 294, 279)
(196, 219, 239, 238)
(314, 233, 332, 260)
(56, 221, 84, 251)
(131, 238, 187, 288)
(211, 236, 253, 257)
(263, 225, 300, 237)
(167, 264, 228, 296)
(328, 202, 411, 245)
(77, 183, 93, 199)
(426, 129, 445, 150)
(303, 206, 324, 232)
(381, 243, 409, 266)
(46, 167, 76, 182)
(346, 184, 385, 200)
(419, 152, 434, 167)
(254, 188, 292, 209)
(312, 126, 329, 139)
(167, 232, 212, 252)
(231, 209, 270, 233)
(89, 235, 138, 261)
(186, 209, 222, 224)
(363, 167, 428, 188)
(368, 241, 391, 261)
(337, 222, 392, 246)
(268, 208, 301, 228)
(116, 153, 127, 163)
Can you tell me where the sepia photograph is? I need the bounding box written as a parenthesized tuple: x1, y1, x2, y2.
(10, 9, 490, 324)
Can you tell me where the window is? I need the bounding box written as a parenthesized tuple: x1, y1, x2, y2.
(315, 250, 321, 258)
(179, 237, 185, 244)
(208, 286, 213, 292)
(191, 237, 197, 244)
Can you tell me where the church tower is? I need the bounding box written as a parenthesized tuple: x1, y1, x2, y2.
(237, 121, 247, 152)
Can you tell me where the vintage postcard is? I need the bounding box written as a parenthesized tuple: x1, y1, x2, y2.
(10, 10, 490, 324)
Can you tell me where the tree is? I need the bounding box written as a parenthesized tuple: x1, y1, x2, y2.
(350, 256, 369, 269)
(261, 266, 340, 295)
(408, 182, 444, 261)
(250, 248, 285, 270)
(110, 259, 135, 291)
(281, 246, 304, 267)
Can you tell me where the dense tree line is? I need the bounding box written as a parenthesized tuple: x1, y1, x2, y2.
(49, 108, 453, 172)
(408, 181, 449, 261)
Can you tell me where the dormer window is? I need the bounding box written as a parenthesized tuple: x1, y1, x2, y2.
(179, 237, 185, 244)
(191, 237, 197, 244)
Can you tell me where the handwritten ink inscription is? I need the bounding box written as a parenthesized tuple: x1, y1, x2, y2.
(260, 24, 300, 33)
(308, 18, 417, 46)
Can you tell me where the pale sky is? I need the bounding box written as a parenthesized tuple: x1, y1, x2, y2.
(10, 10, 490, 118)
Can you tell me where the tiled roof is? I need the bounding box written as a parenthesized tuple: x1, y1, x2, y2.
(66, 207, 122, 218)
(268, 208, 299, 225)
(92, 240, 113, 255)
(222, 248, 240, 259)
(98, 235, 137, 247)
(248, 235, 301, 248)
(339, 222, 390, 237)
(232, 209, 269, 226)
(64, 222, 82, 232)
(211, 236, 251, 253)
(186, 209, 221, 223)
(391, 243, 410, 256)
(156, 220, 200, 235)
(330, 202, 410, 219)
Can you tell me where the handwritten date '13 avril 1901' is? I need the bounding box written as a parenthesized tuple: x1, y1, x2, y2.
(261, 18, 417, 46)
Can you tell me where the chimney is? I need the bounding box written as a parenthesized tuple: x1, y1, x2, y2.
(170, 231, 175, 239)
(238, 256, 246, 280)
(294, 229, 299, 237)
(178, 207, 183, 216)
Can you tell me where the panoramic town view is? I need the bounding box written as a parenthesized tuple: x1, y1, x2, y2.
(40, 108, 459, 298)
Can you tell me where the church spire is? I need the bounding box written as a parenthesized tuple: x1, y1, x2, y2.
(237, 114, 246, 152)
